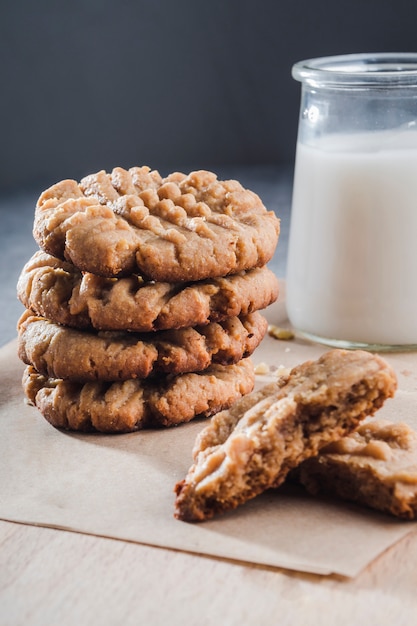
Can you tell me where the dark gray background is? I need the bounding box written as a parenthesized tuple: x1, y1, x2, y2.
(1, 0, 416, 343)
(1, 0, 416, 192)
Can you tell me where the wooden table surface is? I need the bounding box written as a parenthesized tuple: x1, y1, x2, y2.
(1, 167, 417, 625)
(2, 519, 417, 625)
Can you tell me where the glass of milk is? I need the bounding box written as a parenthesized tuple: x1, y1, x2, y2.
(286, 53, 417, 351)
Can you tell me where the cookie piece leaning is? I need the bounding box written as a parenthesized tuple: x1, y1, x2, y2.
(17, 309, 267, 382)
(17, 250, 279, 331)
(174, 349, 397, 522)
(23, 358, 255, 433)
(33, 167, 280, 281)
(297, 419, 417, 520)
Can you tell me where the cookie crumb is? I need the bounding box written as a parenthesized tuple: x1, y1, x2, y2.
(254, 362, 271, 375)
(401, 369, 413, 377)
(268, 325, 295, 341)
(274, 364, 291, 377)
(254, 362, 290, 377)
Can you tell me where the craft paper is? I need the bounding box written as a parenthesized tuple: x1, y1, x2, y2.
(1, 287, 417, 577)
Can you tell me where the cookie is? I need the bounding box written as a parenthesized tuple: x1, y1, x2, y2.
(23, 358, 255, 433)
(17, 309, 267, 382)
(33, 167, 280, 281)
(297, 419, 417, 520)
(17, 250, 279, 331)
(174, 349, 397, 522)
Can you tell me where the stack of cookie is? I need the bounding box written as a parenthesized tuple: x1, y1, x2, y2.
(16, 166, 280, 433)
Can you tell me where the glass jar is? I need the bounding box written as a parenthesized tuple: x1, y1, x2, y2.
(286, 53, 417, 351)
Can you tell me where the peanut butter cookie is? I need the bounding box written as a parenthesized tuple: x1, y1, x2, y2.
(17, 251, 279, 331)
(23, 358, 255, 433)
(174, 350, 397, 522)
(297, 419, 417, 519)
(17, 309, 267, 382)
(33, 167, 280, 281)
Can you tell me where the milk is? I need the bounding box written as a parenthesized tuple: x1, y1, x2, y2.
(286, 130, 417, 347)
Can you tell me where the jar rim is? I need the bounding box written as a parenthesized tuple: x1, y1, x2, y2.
(292, 53, 417, 88)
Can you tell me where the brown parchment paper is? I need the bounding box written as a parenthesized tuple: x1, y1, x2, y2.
(1, 283, 417, 577)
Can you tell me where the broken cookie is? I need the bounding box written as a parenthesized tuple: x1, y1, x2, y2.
(297, 419, 417, 519)
(174, 349, 397, 521)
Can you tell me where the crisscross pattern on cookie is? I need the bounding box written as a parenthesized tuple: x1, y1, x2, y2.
(17, 251, 279, 331)
(23, 358, 255, 432)
(33, 167, 280, 281)
(18, 309, 267, 382)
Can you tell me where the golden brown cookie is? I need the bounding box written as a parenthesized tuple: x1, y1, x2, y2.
(17, 250, 279, 331)
(33, 167, 280, 281)
(174, 350, 397, 522)
(17, 309, 267, 382)
(23, 358, 255, 433)
(297, 419, 417, 519)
